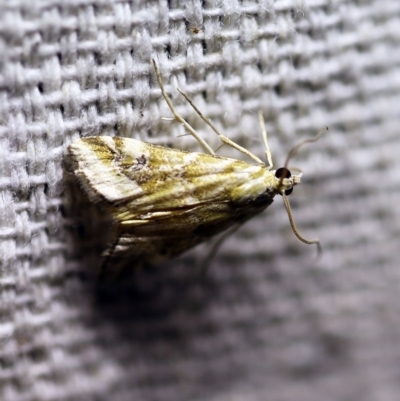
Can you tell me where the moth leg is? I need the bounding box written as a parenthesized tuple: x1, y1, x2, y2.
(99, 222, 138, 280)
(99, 235, 121, 280)
(176, 87, 264, 165)
(258, 110, 273, 170)
(152, 59, 215, 155)
(200, 223, 242, 275)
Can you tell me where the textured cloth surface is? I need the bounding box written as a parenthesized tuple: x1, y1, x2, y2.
(1, 1, 400, 400)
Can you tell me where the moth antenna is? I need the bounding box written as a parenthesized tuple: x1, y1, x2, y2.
(278, 126, 328, 190)
(282, 192, 322, 256)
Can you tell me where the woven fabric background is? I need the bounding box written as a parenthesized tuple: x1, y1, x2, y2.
(1, 1, 400, 400)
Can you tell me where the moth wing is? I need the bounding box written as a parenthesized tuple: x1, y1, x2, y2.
(68, 136, 274, 277)
(68, 136, 146, 205)
(68, 136, 269, 215)
(101, 198, 271, 279)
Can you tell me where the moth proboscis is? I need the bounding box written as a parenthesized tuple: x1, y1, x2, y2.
(67, 59, 326, 279)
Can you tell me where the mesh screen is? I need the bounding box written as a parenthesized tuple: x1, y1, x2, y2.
(1, 1, 400, 400)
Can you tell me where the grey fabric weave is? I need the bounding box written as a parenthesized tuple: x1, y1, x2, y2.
(1, 1, 400, 400)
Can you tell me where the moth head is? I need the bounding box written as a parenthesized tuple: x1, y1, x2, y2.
(266, 127, 327, 254)
(273, 167, 302, 196)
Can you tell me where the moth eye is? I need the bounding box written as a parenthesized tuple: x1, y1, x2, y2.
(275, 167, 293, 196)
(275, 167, 292, 179)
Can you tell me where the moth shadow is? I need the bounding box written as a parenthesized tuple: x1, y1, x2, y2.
(93, 254, 223, 346)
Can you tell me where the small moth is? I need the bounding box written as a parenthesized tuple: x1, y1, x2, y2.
(68, 59, 324, 279)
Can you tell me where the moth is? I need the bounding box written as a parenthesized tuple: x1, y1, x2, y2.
(68, 59, 324, 279)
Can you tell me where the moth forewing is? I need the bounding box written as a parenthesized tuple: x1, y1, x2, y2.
(68, 137, 280, 224)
